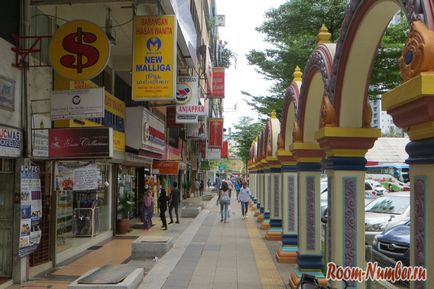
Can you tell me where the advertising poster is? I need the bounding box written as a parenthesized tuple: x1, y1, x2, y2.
(132, 15, 177, 101)
(51, 88, 104, 120)
(55, 161, 99, 191)
(19, 165, 42, 257)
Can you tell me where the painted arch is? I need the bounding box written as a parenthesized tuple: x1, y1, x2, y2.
(296, 43, 336, 143)
(329, 0, 434, 128)
(279, 81, 301, 151)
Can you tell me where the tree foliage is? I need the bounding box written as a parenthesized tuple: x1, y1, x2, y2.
(245, 0, 408, 114)
(231, 117, 265, 167)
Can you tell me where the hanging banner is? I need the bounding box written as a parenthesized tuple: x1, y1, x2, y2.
(208, 118, 223, 148)
(132, 15, 177, 101)
(209, 67, 225, 98)
(221, 141, 228, 158)
(19, 165, 42, 257)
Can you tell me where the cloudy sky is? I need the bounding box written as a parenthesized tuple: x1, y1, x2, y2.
(216, 0, 287, 129)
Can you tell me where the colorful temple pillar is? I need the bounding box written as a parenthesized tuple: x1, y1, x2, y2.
(265, 112, 283, 240)
(289, 142, 327, 288)
(316, 127, 380, 289)
(382, 21, 434, 288)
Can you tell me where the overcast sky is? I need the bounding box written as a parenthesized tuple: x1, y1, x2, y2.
(216, 0, 287, 130)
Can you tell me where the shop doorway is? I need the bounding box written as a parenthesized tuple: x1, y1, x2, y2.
(0, 159, 14, 277)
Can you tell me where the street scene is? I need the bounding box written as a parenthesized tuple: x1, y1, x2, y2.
(0, 0, 432, 289)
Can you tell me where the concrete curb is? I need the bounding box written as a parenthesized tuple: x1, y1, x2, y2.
(137, 195, 217, 289)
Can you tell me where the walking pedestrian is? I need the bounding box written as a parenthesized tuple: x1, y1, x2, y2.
(194, 179, 200, 197)
(142, 187, 154, 230)
(238, 182, 251, 219)
(168, 182, 180, 224)
(158, 188, 168, 230)
(217, 181, 231, 223)
(199, 180, 204, 196)
(215, 174, 222, 193)
(235, 179, 241, 200)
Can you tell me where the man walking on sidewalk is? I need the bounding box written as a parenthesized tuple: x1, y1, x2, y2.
(169, 182, 180, 224)
(238, 182, 251, 219)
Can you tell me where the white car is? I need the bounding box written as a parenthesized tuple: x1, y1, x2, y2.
(365, 180, 386, 197)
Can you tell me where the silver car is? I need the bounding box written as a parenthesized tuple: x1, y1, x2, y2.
(365, 192, 410, 245)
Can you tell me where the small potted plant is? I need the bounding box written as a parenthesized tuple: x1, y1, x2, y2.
(116, 191, 133, 234)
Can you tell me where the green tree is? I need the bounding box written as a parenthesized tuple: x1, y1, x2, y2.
(231, 117, 265, 168)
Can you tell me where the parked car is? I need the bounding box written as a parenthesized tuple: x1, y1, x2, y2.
(365, 193, 410, 245)
(320, 180, 381, 218)
(372, 220, 410, 266)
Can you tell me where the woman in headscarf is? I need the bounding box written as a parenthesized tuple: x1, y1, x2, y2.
(142, 187, 154, 230)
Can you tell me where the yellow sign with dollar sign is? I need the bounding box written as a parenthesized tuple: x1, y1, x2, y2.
(49, 20, 110, 80)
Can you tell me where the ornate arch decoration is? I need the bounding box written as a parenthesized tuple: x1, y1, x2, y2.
(297, 44, 335, 143)
(280, 83, 300, 150)
(328, 0, 433, 128)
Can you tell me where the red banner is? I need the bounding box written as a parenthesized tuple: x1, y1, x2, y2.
(208, 118, 223, 148)
(49, 128, 113, 158)
(209, 67, 225, 98)
(221, 141, 228, 158)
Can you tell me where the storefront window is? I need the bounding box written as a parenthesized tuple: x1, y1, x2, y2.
(117, 166, 137, 220)
(54, 161, 110, 253)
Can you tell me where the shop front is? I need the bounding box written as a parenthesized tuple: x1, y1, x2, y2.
(118, 152, 153, 231)
(0, 126, 23, 278)
(49, 127, 114, 264)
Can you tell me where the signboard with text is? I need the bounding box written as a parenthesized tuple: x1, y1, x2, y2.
(0, 126, 22, 157)
(49, 127, 113, 158)
(209, 67, 225, 98)
(132, 15, 177, 101)
(51, 87, 104, 120)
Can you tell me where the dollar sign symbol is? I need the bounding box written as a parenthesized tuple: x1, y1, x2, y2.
(60, 27, 100, 73)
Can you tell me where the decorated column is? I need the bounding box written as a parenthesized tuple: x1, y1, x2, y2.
(276, 150, 298, 263)
(289, 143, 327, 288)
(261, 166, 271, 230)
(316, 127, 380, 289)
(382, 21, 434, 288)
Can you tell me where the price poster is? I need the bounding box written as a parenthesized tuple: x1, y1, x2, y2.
(19, 165, 42, 257)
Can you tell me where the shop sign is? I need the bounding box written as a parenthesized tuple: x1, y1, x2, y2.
(19, 165, 42, 257)
(132, 15, 177, 101)
(49, 127, 113, 158)
(32, 114, 51, 158)
(0, 76, 15, 111)
(209, 67, 225, 98)
(0, 126, 22, 157)
(176, 76, 205, 116)
(206, 148, 221, 160)
(55, 162, 99, 191)
(176, 114, 198, 124)
(124, 152, 153, 166)
(153, 161, 179, 175)
(51, 87, 104, 120)
(49, 20, 110, 80)
(208, 118, 223, 148)
(143, 108, 166, 154)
